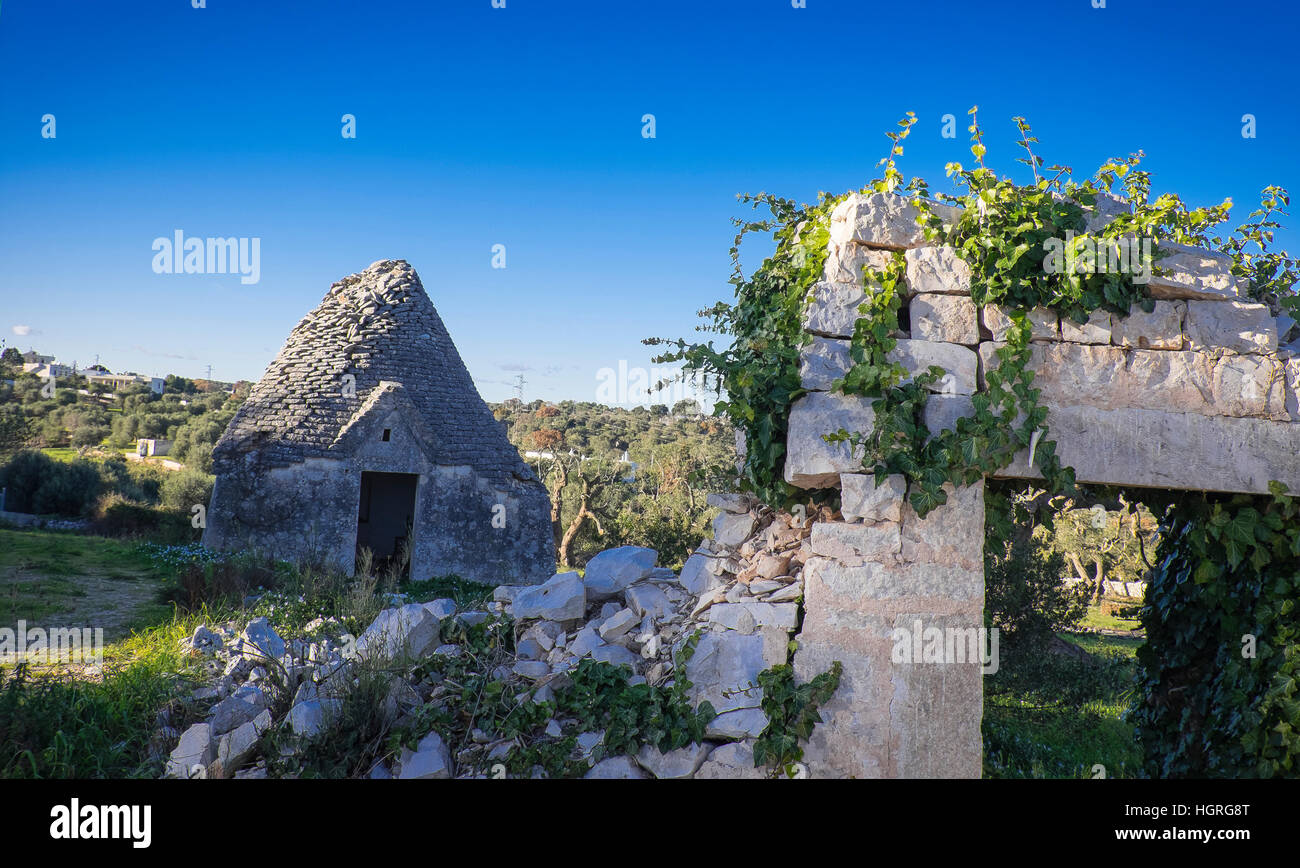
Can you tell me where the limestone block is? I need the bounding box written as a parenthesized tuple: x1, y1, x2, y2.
(1082, 191, 1131, 233)
(1111, 300, 1185, 350)
(707, 602, 800, 633)
(823, 242, 894, 285)
(911, 294, 979, 345)
(799, 337, 851, 391)
(1184, 299, 1278, 355)
(899, 482, 986, 572)
(677, 553, 723, 596)
(355, 604, 441, 661)
(583, 546, 657, 600)
(705, 492, 752, 513)
(685, 628, 787, 714)
(889, 339, 978, 394)
(1148, 240, 1240, 301)
(510, 572, 587, 621)
(808, 520, 901, 565)
(1060, 309, 1113, 344)
(396, 731, 451, 779)
(625, 583, 674, 620)
(705, 708, 770, 740)
(1130, 348, 1286, 420)
(214, 709, 272, 779)
(694, 742, 765, 779)
(803, 281, 866, 338)
(792, 618, 893, 779)
(287, 700, 330, 738)
(840, 473, 905, 524)
(209, 685, 270, 736)
(635, 743, 711, 779)
(1286, 358, 1300, 421)
(1005, 343, 1287, 421)
(994, 403, 1300, 494)
(166, 723, 215, 779)
(922, 394, 976, 435)
(982, 305, 1059, 341)
(799, 554, 983, 604)
(712, 510, 757, 548)
(1027, 307, 1060, 341)
(886, 611, 985, 778)
(784, 392, 874, 488)
(1276, 314, 1297, 345)
(583, 756, 648, 779)
(590, 644, 640, 667)
(828, 192, 960, 250)
(240, 617, 286, 660)
(800, 338, 977, 394)
(904, 245, 971, 295)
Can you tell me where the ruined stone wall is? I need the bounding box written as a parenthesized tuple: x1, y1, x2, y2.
(788, 192, 1300, 495)
(779, 191, 1300, 778)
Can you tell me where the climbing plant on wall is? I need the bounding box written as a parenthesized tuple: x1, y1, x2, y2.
(1135, 485, 1300, 777)
(647, 191, 844, 509)
(653, 109, 1296, 521)
(653, 107, 1299, 776)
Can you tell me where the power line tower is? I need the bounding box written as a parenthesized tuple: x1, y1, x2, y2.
(513, 374, 527, 402)
(204, 364, 214, 381)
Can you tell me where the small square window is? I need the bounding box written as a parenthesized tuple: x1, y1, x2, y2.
(382, 429, 391, 442)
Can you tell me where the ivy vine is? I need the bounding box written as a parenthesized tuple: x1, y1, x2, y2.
(1135, 484, 1300, 777)
(650, 109, 1299, 777)
(647, 191, 844, 508)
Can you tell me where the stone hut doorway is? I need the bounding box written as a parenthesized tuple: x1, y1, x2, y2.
(356, 471, 419, 577)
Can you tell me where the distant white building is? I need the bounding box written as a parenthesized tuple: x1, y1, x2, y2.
(84, 371, 165, 394)
(22, 362, 72, 378)
(136, 438, 172, 457)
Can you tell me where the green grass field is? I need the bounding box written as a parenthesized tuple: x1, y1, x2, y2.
(983, 621, 1144, 779)
(0, 528, 176, 637)
(1080, 603, 1143, 633)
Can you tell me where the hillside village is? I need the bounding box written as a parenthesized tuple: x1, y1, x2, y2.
(12, 349, 169, 396)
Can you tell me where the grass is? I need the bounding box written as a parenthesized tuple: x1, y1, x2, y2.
(983, 620, 1144, 779)
(1080, 601, 1143, 633)
(0, 528, 176, 633)
(0, 612, 212, 778)
(401, 574, 495, 608)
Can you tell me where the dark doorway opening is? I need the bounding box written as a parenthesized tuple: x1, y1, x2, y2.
(356, 471, 418, 578)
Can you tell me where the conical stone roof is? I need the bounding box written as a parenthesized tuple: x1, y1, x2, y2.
(214, 259, 534, 485)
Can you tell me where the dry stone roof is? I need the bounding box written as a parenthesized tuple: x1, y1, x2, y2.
(214, 259, 534, 485)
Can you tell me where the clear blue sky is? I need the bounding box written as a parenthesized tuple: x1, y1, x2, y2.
(2, 0, 1297, 404)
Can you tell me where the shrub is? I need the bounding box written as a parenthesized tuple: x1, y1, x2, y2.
(0, 450, 101, 516)
(984, 534, 1090, 650)
(159, 468, 214, 512)
(96, 456, 165, 505)
(90, 493, 196, 543)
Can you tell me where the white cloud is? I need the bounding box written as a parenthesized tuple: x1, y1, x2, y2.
(12, 325, 32, 336)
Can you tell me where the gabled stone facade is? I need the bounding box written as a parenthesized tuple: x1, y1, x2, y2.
(202, 260, 553, 585)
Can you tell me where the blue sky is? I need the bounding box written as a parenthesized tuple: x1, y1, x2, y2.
(2, 0, 1297, 404)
